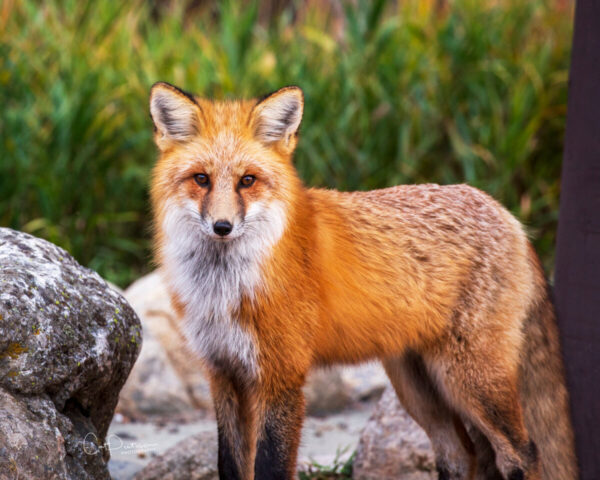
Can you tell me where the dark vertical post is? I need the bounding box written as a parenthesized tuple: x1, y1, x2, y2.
(554, 2, 600, 479)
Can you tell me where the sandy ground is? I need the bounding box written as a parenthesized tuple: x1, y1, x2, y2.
(107, 403, 374, 479)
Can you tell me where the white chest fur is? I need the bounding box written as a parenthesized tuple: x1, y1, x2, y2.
(160, 199, 286, 376)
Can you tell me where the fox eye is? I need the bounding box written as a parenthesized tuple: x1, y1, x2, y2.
(240, 175, 256, 188)
(194, 173, 209, 187)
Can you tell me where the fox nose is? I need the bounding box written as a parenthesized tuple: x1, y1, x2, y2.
(213, 220, 233, 237)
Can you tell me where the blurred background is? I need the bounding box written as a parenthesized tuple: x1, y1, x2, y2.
(0, 0, 573, 287)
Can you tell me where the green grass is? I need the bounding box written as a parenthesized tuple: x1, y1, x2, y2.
(299, 449, 354, 479)
(0, 0, 572, 286)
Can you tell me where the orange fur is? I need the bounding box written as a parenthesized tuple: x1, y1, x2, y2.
(149, 82, 576, 480)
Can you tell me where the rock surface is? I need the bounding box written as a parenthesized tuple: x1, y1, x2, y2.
(303, 367, 351, 415)
(119, 270, 389, 419)
(0, 228, 141, 479)
(353, 386, 436, 480)
(117, 328, 193, 417)
(133, 431, 218, 480)
(305, 363, 388, 415)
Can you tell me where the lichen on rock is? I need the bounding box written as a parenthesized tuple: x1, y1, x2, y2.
(0, 228, 141, 479)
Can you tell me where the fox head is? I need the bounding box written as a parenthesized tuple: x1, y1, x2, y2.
(149, 82, 304, 262)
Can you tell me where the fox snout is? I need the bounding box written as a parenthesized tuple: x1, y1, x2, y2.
(200, 185, 243, 239)
(213, 220, 233, 236)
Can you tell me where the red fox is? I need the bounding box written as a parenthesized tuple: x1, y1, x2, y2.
(149, 82, 577, 480)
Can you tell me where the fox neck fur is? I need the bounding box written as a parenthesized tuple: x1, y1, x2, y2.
(160, 193, 293, 376)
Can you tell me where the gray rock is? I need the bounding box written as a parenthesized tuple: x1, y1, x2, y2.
(304, 363, 388, 416)
(0, 228, 141, 479)
(353, 386, 436, 480)
(117, 328, 194, 417)
(340, 362, 389, 403)
(304, 367, 352, 415)
(133, 431, 218, 480)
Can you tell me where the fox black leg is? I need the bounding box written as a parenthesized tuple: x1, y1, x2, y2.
(210, 368, 256, 480)
(254, 387, 305, 480)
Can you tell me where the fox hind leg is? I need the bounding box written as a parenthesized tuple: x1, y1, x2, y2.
(427, 348, 540, 480)
(465, 424, 504, 480)
(383, 352, 476, 480)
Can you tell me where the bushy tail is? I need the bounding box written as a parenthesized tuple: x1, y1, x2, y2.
(519, 254, 578, 479)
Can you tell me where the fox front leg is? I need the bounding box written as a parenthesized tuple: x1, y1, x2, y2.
(210, 372, 258, 480)
(254, 387, 306, 480)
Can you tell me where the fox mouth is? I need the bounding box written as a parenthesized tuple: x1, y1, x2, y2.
(212, 235, 234, 242)
(207, 227, 243, 242)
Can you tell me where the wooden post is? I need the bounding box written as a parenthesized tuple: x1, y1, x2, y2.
(554, 1, 600, 479)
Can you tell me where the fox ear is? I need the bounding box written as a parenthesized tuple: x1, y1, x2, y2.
(149, 82, 201, 150)
(251, 86, 303, 152)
